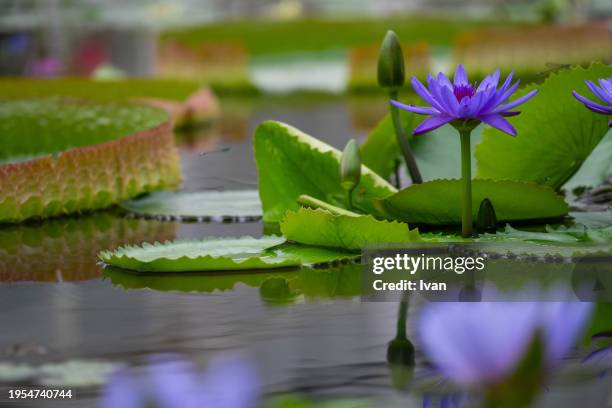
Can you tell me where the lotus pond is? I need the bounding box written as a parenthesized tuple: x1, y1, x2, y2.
(1, 58, 612, 408)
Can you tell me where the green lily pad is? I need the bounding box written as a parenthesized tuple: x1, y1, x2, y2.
(374, 179, 569, 225)
(99, 236, 357, 272)
(254, 120, 396, 222)
(280, 207, 421, 251)
(0, 99, 181, 223)
(476, 63, 612, 190)
(121, 190, 262, 221)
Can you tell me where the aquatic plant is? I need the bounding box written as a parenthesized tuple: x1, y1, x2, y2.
(378, 30, 423, 184)
(0, 100, 181, 223)
(573, 78, 612, 127)
(99, 236, 357, 272)
(418, 301, 593, 405)
(101, 354, 260, 408)
(392, 64, 538, 237)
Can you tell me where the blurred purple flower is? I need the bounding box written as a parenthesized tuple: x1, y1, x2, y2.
(391, 64, 538, 136)
(417, 302, 593, 387)
(100, 353, 260, 408)
(27, 57, 63, 78)
(572, 79, 612, 127)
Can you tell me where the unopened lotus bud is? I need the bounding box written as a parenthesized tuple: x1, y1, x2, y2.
(377, 30, 405, 91)
(340, 139, 361, 191)
(476, 198, 498, 234)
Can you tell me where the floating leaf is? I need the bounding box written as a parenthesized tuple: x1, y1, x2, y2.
(254, 121, 396, 222)
(280, 207, 420, 251)
(0, 99, 181, 223)
(476, 63, 612, 190)
(565, 130, 612, 192)
(0, 360, 118, 387)
(99, 236, 357, 272)
(0, 78, 219, 129)
(375, 179, 568, 225)
(121, 190, 262, 221)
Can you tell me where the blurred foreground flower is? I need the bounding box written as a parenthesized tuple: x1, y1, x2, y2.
(573, 78, 612, 126)
(418, 302, 592, 387)
(100, 353, 260, 408)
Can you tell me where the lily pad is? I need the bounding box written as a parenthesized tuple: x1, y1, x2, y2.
(99, 236, 357, 272)
(0, 99, 181, 223)
(121, 190, 262, 222)
(254, 120, 396, 222)
(0, 78, 220, 129)
(476, 63, 612, 190)
(280, 207, 421, 251)
(374, 179, 569, 225)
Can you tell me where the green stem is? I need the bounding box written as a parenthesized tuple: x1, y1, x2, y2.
(347, 188, 354, 210)
(459, 129, 473, 238)
(389, 91, 423, 185)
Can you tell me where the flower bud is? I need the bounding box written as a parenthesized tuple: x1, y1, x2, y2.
(340, 139, 361, 191)
(377, 30, 405, 91)
(476, 198, 498, 234)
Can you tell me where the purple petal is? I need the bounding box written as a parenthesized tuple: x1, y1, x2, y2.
(573, 91, 612, 114)
(440, 85, 460, 116)
(390, 100, 438, 115)
(100, 368, 142, 408)
(596, 79, 612, 103)
(417, 303, 539, 386)
(453, 64, 468, 87)
(428, 74, 454, 114)
(540, 302, 594, 366)
(200, 354, 261, 408)
(493, 89, 539, 113)
(413, 115, 454, 135)
(585, 80, 612, 105)
(437, 71, 453, 90)
(477, 69, 500, 92)
(411, 76, 447, 113)
(147, 355, 201, 408)
(480, 114, 517, 136)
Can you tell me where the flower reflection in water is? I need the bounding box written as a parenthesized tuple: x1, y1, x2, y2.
(101, 353, 260, 408)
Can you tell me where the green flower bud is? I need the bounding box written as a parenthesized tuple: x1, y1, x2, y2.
(340, 139, 361, 191)
(377, 30, 405, 91)
(476, 198, 498, 234)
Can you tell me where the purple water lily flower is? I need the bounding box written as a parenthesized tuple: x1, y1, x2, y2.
(572, 79, 612, 126)
(391, 64, 538, 136)
(100, 353, 260, 408)
(417, 301, 593, 387)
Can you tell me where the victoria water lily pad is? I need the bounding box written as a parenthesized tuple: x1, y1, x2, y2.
(121, 190, 262, 221)
(99, 236, 357, 272)
(281, 207, 420, 251)
(254, 120, 396, 222)
(375, 179, 568, 225)
(0, 99, 181, 223)
(476, 63, 612, 190)
(0, 78, 220, 129)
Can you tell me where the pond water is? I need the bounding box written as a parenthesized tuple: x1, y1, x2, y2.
(1, 95, 611, 408)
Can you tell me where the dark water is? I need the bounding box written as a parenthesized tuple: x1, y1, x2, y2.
(1, 95, 611, 408)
